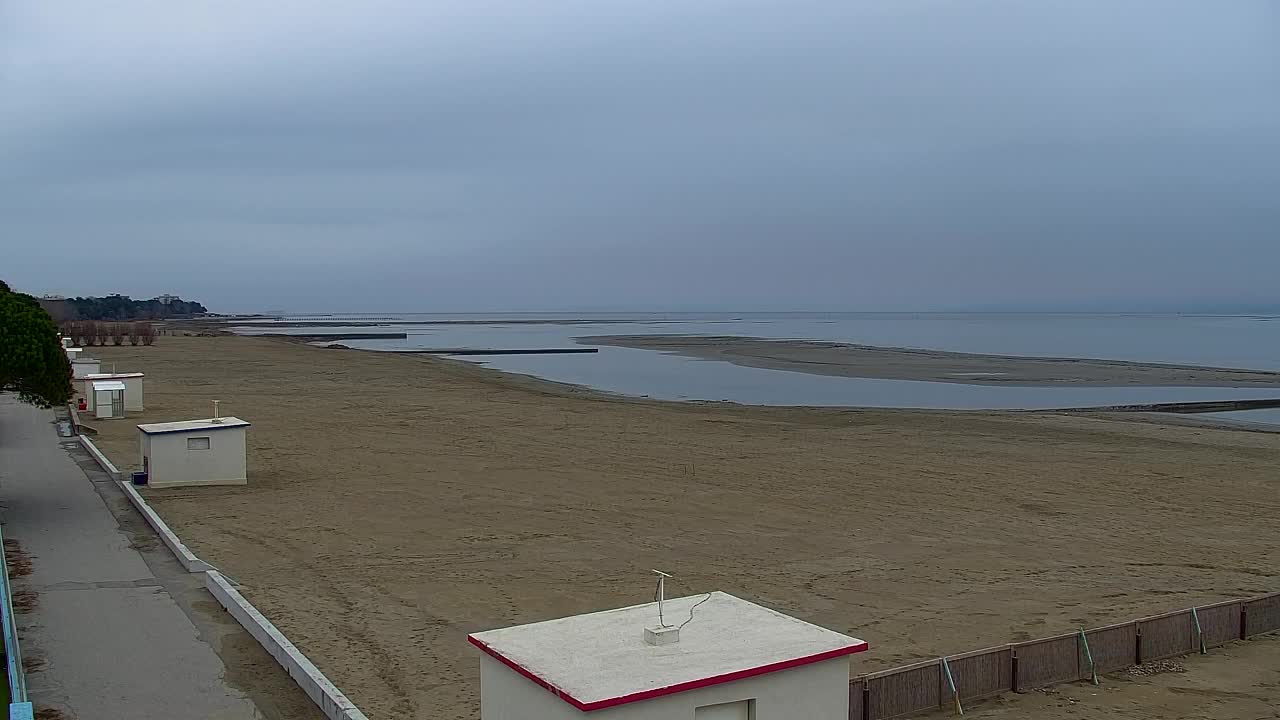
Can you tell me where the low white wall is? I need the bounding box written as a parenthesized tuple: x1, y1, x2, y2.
(205, 571, 370, 720)
(115, 481, 212, 573)
(77, 434, 122, 481)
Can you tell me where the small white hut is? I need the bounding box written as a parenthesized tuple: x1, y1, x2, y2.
(469, 591, 867, 720)
(83, 373, 144, 412)
(71, 357, 101, 379)
(137, 417, 250, 488)
(90, 380, 127, 420)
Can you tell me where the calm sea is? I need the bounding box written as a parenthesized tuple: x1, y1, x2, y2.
(233, 313, 1280, 424)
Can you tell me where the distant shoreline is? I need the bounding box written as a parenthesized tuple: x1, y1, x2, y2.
(584, 334, 1280, 388)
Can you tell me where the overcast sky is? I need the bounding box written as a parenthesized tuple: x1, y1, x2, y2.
(3, 2, 1278, 312)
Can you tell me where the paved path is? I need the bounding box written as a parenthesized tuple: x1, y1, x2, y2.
(0, 397, 315, 719)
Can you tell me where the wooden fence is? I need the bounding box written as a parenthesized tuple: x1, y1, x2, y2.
(848, 591, 1280, 719)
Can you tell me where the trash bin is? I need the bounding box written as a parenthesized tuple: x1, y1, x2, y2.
(131, 471, 148, 485)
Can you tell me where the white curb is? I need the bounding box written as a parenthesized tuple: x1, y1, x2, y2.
(115, 480, 212, 573)
(77, 434, 122, 482)
(205, 571, 370, 720)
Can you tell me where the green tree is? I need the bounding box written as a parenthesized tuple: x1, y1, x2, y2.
(0, 281, 74, 407)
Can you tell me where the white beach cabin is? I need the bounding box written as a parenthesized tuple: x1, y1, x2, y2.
(137, 417, 250, 488)
(71, 357, 101, 379)
(469, 591, 867, 720)
(90, 380, 127, 420)
(82, 373, 144, 412)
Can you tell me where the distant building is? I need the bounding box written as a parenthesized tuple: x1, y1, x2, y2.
(155, 294, 179, 305)
(38, 296, 77, 322)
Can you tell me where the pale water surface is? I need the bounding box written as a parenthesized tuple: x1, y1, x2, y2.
(233, 313, 1280, 422)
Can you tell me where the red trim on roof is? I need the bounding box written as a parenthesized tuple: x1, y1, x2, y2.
(468, 634, 868, 712)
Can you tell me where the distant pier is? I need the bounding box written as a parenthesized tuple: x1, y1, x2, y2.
(395, 348, 599, 356)
(268, 332, 408, 341)
(1052, 398, 1280, 414)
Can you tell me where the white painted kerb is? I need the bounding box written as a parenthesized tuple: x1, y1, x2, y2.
(205, 571, 370, 720)
(77, 434, 122, 481)
(115, 481, 212, 573)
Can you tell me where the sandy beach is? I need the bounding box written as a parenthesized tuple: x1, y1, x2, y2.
(85, 335, 1280, 719)
(586, 334, 1280, 387)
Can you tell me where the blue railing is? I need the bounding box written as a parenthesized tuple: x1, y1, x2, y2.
(0, 525, 32, 719)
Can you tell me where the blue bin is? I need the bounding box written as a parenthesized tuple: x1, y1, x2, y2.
(131, 471, 148, 486)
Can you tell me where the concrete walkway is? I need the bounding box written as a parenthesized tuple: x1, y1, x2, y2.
(0, 396, 315, 720)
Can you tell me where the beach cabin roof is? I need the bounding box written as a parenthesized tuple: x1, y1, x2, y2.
(137, 417, 251, 435)
(468, 591, 866, 712)
(90, 380, 127, 392)
(84, 372, 145, 379)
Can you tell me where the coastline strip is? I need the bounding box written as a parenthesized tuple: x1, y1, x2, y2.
(584, 334, 1280, 388)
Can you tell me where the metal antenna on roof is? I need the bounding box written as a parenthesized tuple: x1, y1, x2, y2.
(212, 400, 222, 423)
(643, 570, 683, 646)
(652, 570, 672, 628)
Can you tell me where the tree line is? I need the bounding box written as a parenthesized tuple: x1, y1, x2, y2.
(62, 321, 157, 347)
(41, 294, 207, 322)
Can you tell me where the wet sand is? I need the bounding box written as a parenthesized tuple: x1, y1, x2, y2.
(586, 334, 1280, 387)
(86, 336, 1280, 719)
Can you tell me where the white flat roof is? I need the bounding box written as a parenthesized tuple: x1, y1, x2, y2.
(137, 417, 251, 435)
(469, 592, 866, 712)
(90, 380, 127, 391)
(84, 372, 144, 379)
(65, 348, 82, 355)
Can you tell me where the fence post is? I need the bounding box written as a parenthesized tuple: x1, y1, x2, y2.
(1011, 649, 1020, 693)
(1191, 607, 1206, 654)
(862, 681, 870, 720)
(941, 656, 963, 716)
(1078, 628, 1098, 686)
(1134, 625, 1143, 665)
(1240, 605, 1249, 640)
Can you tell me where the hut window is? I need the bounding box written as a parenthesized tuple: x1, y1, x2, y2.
(695, 700, 754, 720)
(187, 436, 211, 450)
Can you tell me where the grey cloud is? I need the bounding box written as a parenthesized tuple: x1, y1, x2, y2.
(2, 1, 1278, 311)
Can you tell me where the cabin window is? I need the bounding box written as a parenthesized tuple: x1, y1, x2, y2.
(187, 436, 211, 450)
(695, 700, 754, 720)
